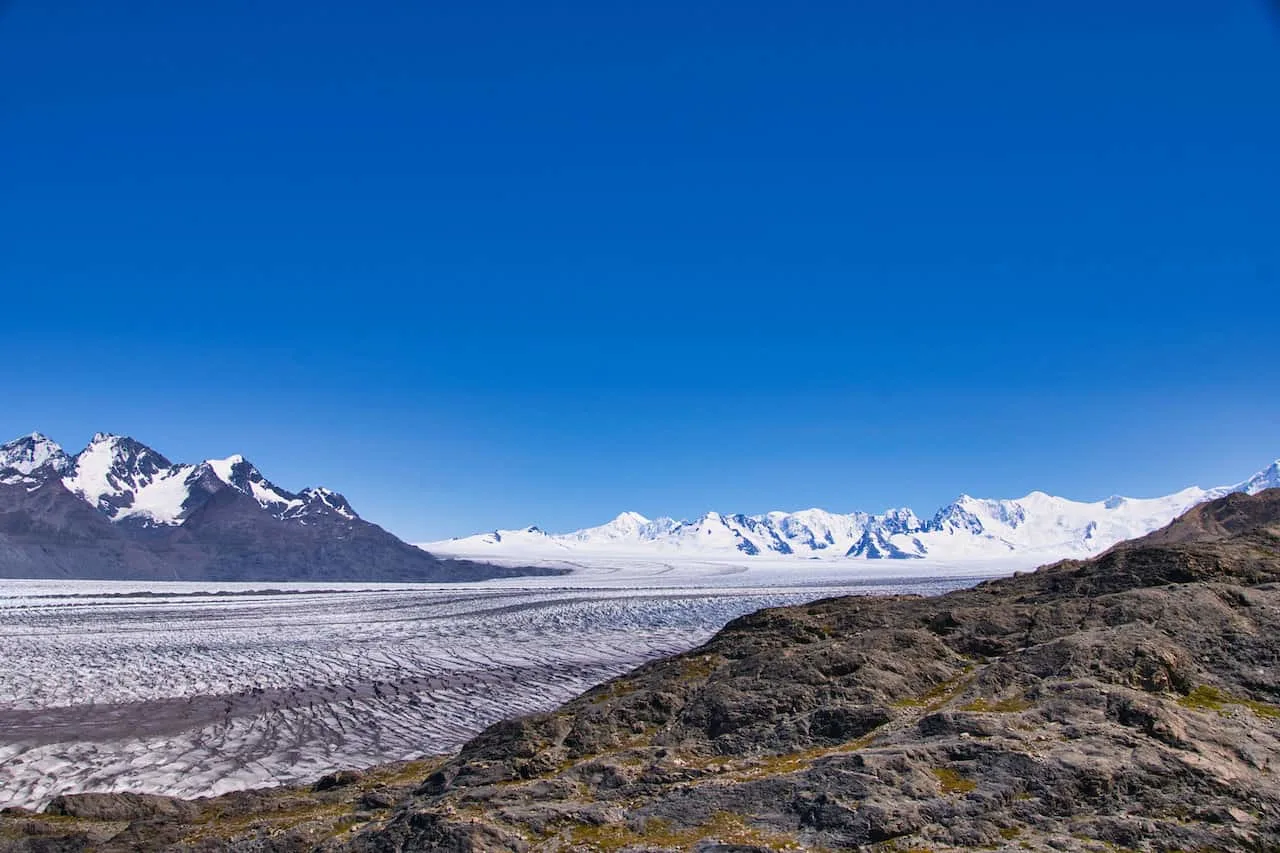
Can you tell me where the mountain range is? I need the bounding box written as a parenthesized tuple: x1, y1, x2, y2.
(426, 457, 1280, 562)
(0, 432, 551, 583)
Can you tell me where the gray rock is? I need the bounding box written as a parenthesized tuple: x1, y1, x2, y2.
(43, 793, 199, 823)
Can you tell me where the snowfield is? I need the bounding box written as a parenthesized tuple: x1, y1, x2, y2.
(425, 459, 1280, 563)
(0, 559, 1014, 809)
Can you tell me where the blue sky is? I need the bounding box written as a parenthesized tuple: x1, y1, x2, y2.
(2, 1, 1278, 541)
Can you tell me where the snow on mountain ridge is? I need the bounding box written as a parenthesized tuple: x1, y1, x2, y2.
(203, 453, 306, 518)
(289, 487, 359, 521)
(61, 433, 202, 526)
(0, 432, 360, 528)
(1241, 460, 1280, 495)
(424, 459, 1280, 563)
(0, 432, 71, 476)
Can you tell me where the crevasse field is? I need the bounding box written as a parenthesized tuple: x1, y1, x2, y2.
(0, 558, 1023, 809)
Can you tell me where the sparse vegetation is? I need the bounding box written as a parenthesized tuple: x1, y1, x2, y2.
(961, 694, 1032, 713)
(1179, 685, 1230, 714)
(566, 810, 807, 851)
(678, 654, 721, 681)
(731, 733, 878, 781)
(893, 668, 975, 710)
(931, 767, 977, 794)
(1178, 685, 1280, 719)
(588, 678, 637, 705)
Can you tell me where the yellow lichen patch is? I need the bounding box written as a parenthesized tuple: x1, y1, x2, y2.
(723, 732, 878, 782)
(893, 668, 975, 711)
(960, 695, 1032, 713)
(564, 810, 806, 851)
(552, 726, 661, 775)
(679, 654, 722, 682)
(1178, 685, 1280, 720)
(588, 679, 637, 705)
(697, 811, 809, 850)
(735, 745, 841, 780)
(180, 799, 359, 844)
(177, 758, 446, 844)
(1178, 685, 1229, 713)
(931, 767, 977, 794)
(1241, 697, 1280, 719)
(358, 757, 448, 788)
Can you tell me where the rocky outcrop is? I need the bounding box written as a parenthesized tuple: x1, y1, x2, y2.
(6, 490, 1280, 850)
(0, 760, 441, 853)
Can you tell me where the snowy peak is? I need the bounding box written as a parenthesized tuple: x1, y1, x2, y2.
(846, 528, 924, 560)
(595, 511, 655, 535)
(0, 432, 71, 476)
(878, 507, 924, 534)
(3, 432, 362, 530)
(931, 495, 1026, 537)
(201, 455, 359, 522)
(289, 487, 360, 521)
(204, 454, 305, 518)
(1240, 460, 1280, 495)
(425, 456, 1280, 563)
(440, 525, 562, 551)
(567, 511, 673, 544)
(62, 434, 200, 526)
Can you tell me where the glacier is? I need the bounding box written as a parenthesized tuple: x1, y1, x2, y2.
(0, 570, 992, 809)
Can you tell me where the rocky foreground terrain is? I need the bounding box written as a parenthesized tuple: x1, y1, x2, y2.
(5, 489, 1280, 851)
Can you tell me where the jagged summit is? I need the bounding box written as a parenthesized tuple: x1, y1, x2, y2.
(0, 432, 368, 529)
(1240, 459, 1280, 494)
(62, 433, 186, 524)
(0, 432, 71, 476)
(427, 457, 1280, 563)
(0, 431, 547, 583)
(290, 486, 359, 521)
(2, 431, 367, 528)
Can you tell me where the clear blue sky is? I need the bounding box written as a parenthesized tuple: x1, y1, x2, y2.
(2, 1, 1278, 541)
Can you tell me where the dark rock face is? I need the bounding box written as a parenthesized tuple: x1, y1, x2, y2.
(312, 771, 365, 792)
(44, 794, 200, 823)
(0, 433, 561, 583)
(0, 477, 552, 582)
(6, 489, 1280, 851)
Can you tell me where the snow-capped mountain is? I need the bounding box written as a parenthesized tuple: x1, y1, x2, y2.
(0, 431, 535, 583)
(1238, 460, 1280, 495)
(0, 433, 71, 477)
(424, 459, 1280, 563)
(51, 433, 359, 528)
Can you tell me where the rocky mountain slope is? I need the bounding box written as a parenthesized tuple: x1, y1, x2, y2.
(6, 488, 1280, 851)
(428, 459, 1280, 563)
(0, 432, 552, 582)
